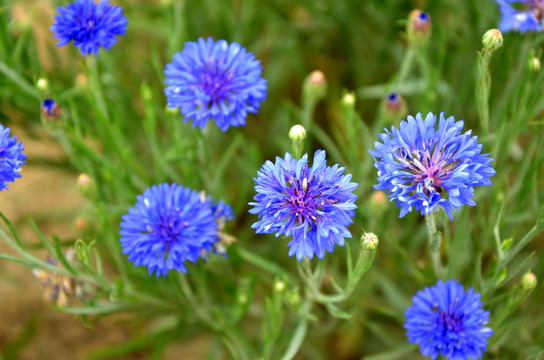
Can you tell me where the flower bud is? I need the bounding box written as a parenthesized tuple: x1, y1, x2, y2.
(482, 29, 503, 52)
(75, 73, 89, 89)
(529, 56, 541, 72)
(521, 272, 537, 291)
(361, 232, 379, 250)
(384, 92, 408, 125)
(287, 288, 301, 307)
(77, 173, 96, 199)
(341, 92, 356, 107)
(36, 78, 49, 91)
(303, 70, 327, 103)
(274, 279, 286, 293)
(40, 97, 62, 130)
(289, 124, 306, 142)
(369, 191, 387, 215)
(407, 10, 431, 46)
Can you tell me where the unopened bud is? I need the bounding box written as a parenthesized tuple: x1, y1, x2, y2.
(289, 124, 306, 142)
(482, 29, 503, 52)
(77, 173, 96, 198)
(361, 232, 379, 250)
(407, 10, 431, 46)
(303, 70, 327, 103)
(529, 57, 541, 72)
(274, 280, 286, 293)
(287, 288, 301, 307)
(36, 78, 49, 91)
(75, 73, 88, 89)
(522, 272, 537, 291)
(341, 92, 356, 107)
(369, 191, 387, 215)
(500, 238, 512, 253)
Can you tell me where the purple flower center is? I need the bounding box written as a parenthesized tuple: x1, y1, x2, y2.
(151, 212, 188, 244)
(200, 65, 236, 104)
(437, 310, 464, 333)
(282, 170, 337, 227)
(395, 140, 457, 196)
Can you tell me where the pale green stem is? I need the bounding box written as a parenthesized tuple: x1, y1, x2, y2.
(425, 213, 444, 279)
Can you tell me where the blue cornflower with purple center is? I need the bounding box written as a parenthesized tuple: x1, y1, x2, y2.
(369, 112, 496, 219)
(496, 0, 544, 33)
(249, 150, 358, 260)
(0, 124, 27, 191)
(51, 0, 127, 56)
(119, 183, 224, 277)
(164, 37, 267, 132)
(405, 280, 493, 360)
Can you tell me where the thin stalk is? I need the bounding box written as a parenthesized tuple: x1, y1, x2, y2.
(425, 213, 444, 279)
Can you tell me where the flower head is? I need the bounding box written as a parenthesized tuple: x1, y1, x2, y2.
(249, 150, 358, 260)
(51, 0, 127, 56)
(369, 112, 495, 219)
(405, 280, 493, 360)
(164, 37, 267, 131)
(0, 125, 26, 191)
(496, 0, 544, 33)
(119, 183, 220, 277)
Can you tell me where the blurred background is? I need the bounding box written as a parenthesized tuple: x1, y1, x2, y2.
(1, 0, 543, 359)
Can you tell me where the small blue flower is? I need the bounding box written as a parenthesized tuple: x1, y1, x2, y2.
(249, 150, 358, 261)
(164, 37, 267, 132)
(369, 112, 495, 219)
(405, 280, 493, 360)
(495, 0, 544, 33)
(0, 125, 27, 191)
(41, 98, 61, 119)
(51, 0, 128, 56)
(119, 183, 219, 277)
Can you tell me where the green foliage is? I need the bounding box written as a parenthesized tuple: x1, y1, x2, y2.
(1, 0, 544, 359)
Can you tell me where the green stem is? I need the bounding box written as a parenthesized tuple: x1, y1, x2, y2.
(425, 213, 444, 279)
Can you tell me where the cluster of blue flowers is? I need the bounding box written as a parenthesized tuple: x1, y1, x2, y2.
(34, 1, 521, 358)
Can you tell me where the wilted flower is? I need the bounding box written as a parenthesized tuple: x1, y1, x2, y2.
(120, 183, 225, 276)
(496, 0, 544, 33)
(32, 249, 89, 306)
(51, 0, 128, 56)
(369, 112, 496, 219)
(249, 150, 358, 260)
(0, 124, 26, 191)
(164, 37, 267, 131)
(405, 280, 493, 359)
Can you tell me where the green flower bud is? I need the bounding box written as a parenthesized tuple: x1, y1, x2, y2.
(36, 78, 49, 91)
(361, 232, 379, 250)
(482, 29, 503, 52)
(529, 56, 541, 72)
(303, 70, 327, 102)
(522, 272, 537, 291)
(289, 124, 306, 142)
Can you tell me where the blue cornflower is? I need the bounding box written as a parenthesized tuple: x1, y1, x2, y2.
(51, 0, 127, 56)
(119, 183, 220, 277)
(41, 98, 61, 119)
(249, 150, 358, 261)
(0, 125, 27, 191)
(496, 0, 544, 33)
(369, 112, 495, 219)
(405, 280, 493, 360)
(164, 37, 267, 132)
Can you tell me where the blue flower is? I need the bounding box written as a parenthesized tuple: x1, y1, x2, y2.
(495, 0, 544, 33)
(405, 280, 493, 360)
(369, 112, 495, 219)
(41, 98, 61, 119)
(119, 183, 219, 277)
(0, 125, 27, 191)
(51, 0, 127, 56)
(164, 37, 267, 132)
(249, 150, 358, 260)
